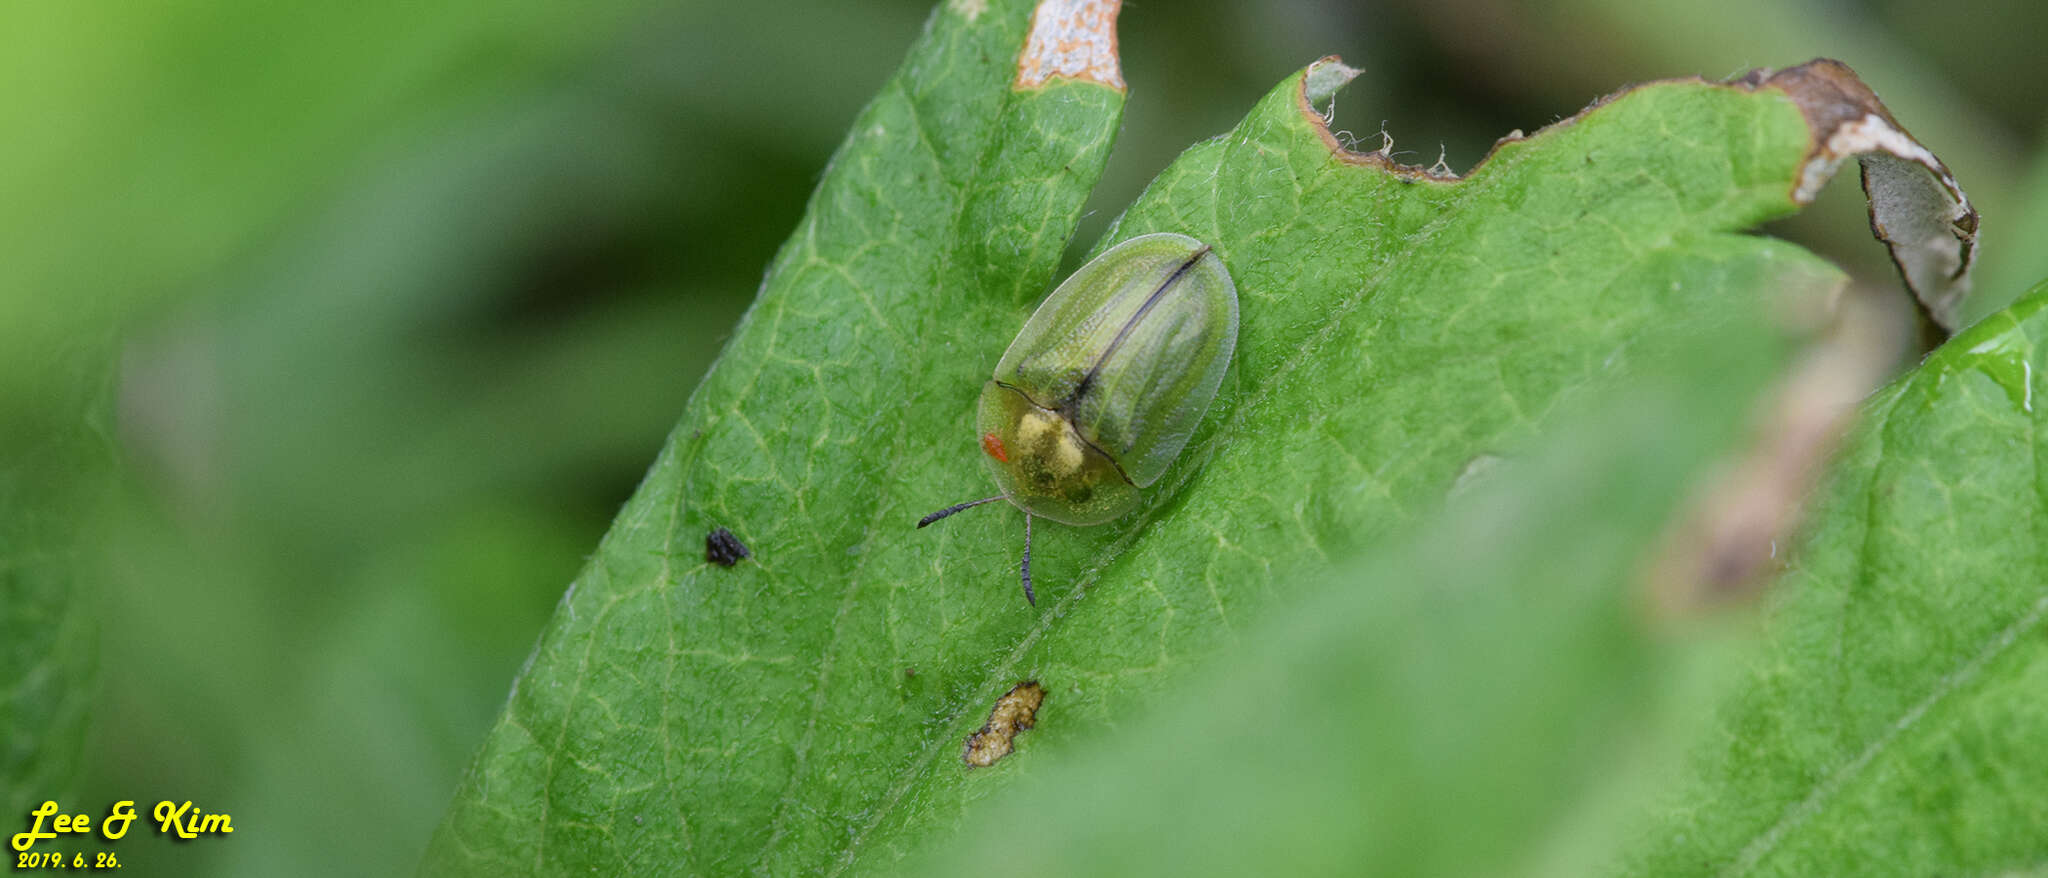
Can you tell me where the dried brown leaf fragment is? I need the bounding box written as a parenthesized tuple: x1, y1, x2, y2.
(963, 680, 1046, 768)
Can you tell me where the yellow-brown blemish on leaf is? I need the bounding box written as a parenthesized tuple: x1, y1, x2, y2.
(962, 680, 1046, 768)
(1013, 0, 1123, 91)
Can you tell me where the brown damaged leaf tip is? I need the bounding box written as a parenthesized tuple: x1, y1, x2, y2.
(1761, 59, 1976, 333)
(1014, 0, 1123, 91)
(963, 680, 1045, 768)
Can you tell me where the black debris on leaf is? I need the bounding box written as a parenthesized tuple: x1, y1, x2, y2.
(705, 527, 751, 567)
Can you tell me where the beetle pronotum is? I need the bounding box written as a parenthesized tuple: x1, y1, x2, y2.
(918, 233, 1239, 605)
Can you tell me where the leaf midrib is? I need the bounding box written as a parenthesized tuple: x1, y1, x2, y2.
(1721, 591, 2048, 877)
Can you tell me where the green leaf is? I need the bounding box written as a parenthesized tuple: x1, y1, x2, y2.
(0, 485, 98, 822)
(0, 349, 108, 820)
(1621, 281, 2048, 876)
(426, 7, 1966, 872)
(899, 313, 1783, 878)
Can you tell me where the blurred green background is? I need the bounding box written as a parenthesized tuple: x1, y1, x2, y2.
(2, 1, 2042, 875)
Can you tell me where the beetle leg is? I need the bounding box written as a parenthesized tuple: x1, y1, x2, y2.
(917, 495, 1006, 528)
(1020, 512, 1036, 606)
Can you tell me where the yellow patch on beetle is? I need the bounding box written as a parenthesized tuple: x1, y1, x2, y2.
(1017, 409, 1083, 477)
(962, 680, 1046, 768)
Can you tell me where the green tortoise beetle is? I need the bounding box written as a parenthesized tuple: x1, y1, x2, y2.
(918, 232, 1239, 605)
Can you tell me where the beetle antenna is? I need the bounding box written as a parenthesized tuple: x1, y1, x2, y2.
(1020, 513, 1036, 606)
(917, 495, 1007, 528)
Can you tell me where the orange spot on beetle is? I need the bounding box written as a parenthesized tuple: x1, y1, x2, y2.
(981, 432, 1010, 463)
